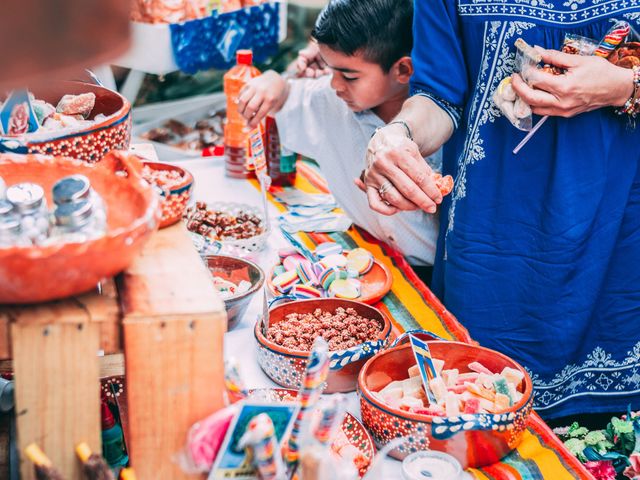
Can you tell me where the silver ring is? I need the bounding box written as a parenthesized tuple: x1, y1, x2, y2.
(378, 181, 393, 199)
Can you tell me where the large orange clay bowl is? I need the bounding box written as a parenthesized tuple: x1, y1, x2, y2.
(0, 81, 131, 163)
(254, 298, 393, 393)
(358, 340, 533, 469)
(0, 152, 160, 304)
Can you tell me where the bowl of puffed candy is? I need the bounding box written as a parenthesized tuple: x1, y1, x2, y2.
(357, 332, 533, 469)
(0, 81, 131, 163)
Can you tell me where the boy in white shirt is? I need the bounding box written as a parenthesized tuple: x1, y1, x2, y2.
(237, 0, 441, 282)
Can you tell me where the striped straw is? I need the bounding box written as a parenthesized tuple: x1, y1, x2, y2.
(314, 394, 349, 446)
(239, 413, 285, 480)
(594, 20, 630, 58)
(286, 337, 330, 470)
(224, 357, 249, 400)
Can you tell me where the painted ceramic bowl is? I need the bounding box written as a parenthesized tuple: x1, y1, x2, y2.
(254, 298, 393, 393)
(0, 81, 131, 163)
(141, 161, 194, 228)
(204, 255, 265, 330)
(266, 255, 392, 305)
(358, 339, 533, 469)
(0, 151, 160, 303)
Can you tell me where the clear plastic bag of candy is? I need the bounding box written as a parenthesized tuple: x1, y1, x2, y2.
(493, 38, 540, 131)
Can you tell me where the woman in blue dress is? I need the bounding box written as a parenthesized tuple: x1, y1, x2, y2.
(361, 1, 640, 419)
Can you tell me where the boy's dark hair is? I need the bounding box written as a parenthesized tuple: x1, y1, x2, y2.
(311, 0, 413, 72)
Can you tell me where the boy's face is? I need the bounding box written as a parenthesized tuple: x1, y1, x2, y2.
(318, 44, 406, 112)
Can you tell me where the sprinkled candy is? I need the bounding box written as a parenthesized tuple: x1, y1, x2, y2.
(272, 270, 299, 293)
(315, 242, 343, 258)
(320, 254, 348, 269)
(346, 248, 374, 275)
(329, 278, 361, 299)
(283, 254, 306, 272)
(319, 266, 348, 290)
(273, 265, 286, 277)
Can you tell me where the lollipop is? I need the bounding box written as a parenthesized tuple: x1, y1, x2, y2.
(238, 413, 286, 480)
(594, 20, 630, 58)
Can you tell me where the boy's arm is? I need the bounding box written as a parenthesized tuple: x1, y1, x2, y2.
(237, 70, 290, 129)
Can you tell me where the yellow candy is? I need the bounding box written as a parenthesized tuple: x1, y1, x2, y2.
(329, 278, 361, 299)
(346, 248, 374, 275)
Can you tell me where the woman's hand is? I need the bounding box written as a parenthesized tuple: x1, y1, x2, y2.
(356, 123, 443, 216)
(511, 47, 634, 118)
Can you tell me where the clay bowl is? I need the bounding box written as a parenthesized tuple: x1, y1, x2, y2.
(358, 339, 533, 469)
(0, 152, 160, 303)
(266, 256, 393, 305)
(203, 255, 265, 330)
(254, 298, 393, 393)
(141, 161, 194, 228)
(0, 81, 131, 163)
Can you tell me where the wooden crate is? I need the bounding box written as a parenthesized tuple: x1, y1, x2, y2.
(0, 223, 226, 479)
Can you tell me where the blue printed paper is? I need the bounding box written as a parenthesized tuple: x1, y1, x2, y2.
(408, 334, 439, 405)
(0, 91, 39, 136)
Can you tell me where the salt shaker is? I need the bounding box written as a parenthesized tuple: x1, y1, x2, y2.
(52, 175, 106, 233)
(0, 200, 22, 247)
(5, 183, 50, 244)
(53, 200, 105, 242)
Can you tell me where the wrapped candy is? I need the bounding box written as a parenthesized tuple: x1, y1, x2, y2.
(224, 357, 249, 403)
(238, 413, 286, 480)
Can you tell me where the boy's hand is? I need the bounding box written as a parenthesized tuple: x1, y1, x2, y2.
(287, 42, 330, 79)
(237, 71, 289, 128)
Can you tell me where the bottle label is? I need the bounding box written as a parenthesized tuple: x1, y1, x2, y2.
(280, 154, 297, 174)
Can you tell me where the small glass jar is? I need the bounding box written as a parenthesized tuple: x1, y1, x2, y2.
(0, 200, 29, 246)
(53, 200, 106, 242)
(401, 451, 463, 480)
(6, 183, 50, 244)
(52, 175, 107, 233)
(0, 176, 6, 200)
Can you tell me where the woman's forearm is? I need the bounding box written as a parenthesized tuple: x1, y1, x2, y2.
(392, 95, 455, 157)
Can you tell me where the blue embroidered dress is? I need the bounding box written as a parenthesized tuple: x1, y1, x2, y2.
(413, 1, 640, 418)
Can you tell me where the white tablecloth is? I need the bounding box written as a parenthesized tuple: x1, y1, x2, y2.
(171, 156, 408, 478)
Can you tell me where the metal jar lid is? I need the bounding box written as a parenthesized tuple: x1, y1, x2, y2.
(55, 200, 93, 230)
(52, 175, 91, 204)
(0, 176, 6, 200)
(0, 200, 14, 217)
(6, 183, 45, 214)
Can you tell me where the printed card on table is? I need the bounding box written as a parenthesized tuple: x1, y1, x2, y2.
(209, 401, 299, 479)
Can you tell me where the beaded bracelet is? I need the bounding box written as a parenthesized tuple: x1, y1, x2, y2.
(616, 65, 640, 120)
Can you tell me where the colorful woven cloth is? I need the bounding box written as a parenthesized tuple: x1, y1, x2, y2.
(251, 159, 591, 479)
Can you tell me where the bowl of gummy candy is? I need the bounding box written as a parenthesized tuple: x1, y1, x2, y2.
(357, 333, 533, 469)
(204, 254, 265, 330)
(0, 81, 131, 163)
(0, 151, 160, 304)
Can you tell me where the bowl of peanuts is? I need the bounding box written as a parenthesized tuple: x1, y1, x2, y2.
(140, 161, 193, 228)
(254, 298, 393, 393)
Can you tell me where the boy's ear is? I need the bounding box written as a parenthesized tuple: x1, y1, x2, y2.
(393, 56, 413, 84)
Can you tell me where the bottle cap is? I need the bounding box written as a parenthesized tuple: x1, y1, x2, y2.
(236, 49, 253, 65)
(6, 183, 45, 214)
(0, 200, 14, 217)
(101, 400, 116, 430)
(52, 175, 91, 204)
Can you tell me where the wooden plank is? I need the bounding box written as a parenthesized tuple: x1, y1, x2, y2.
(120, 222, 226, 478)
(12, 322, 101, 480)
(124, 314, 225, 479)
(117, 223, 225, 319)
(0, 279, 121, 360)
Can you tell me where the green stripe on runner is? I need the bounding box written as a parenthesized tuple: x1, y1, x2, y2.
(498, 450, 543, 480)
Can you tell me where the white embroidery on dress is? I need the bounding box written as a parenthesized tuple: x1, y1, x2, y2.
(528, 342, 640, 410)
(459, 0, 640, 24)
(447, 20, 535, 234)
